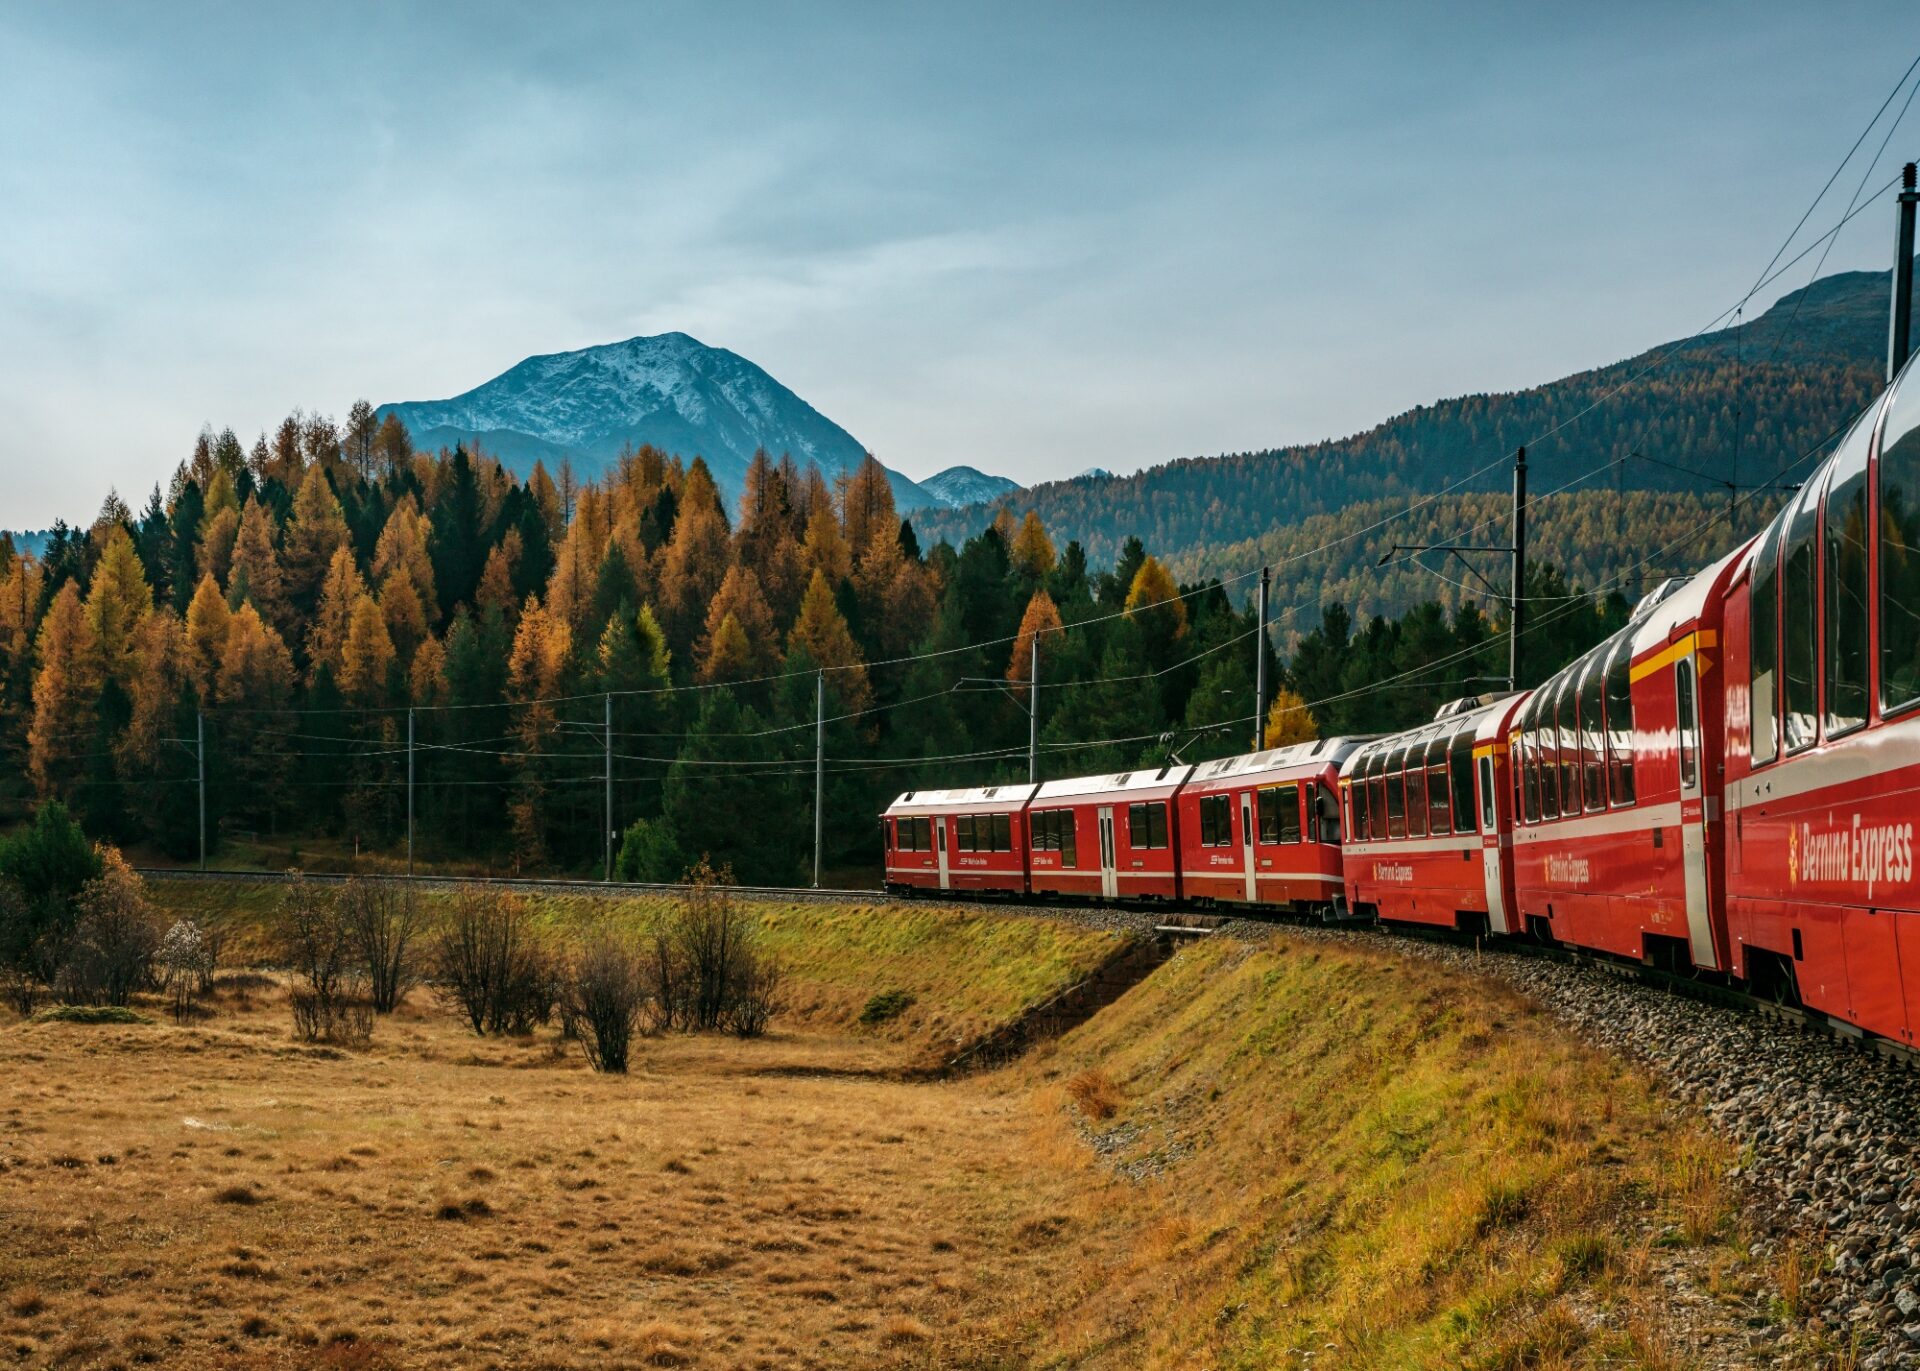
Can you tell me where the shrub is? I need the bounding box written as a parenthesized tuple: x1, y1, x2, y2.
(858, 989, 915, 1025)
(157, 919, 212, 1022)
(340, 880, 424, 1013)
(0, 802, 102, 966)
(275, 873, 372, 1044)
(647, 862, 784, 1038)
(613, 816, 686, 884)
(33, 1004, 148, 1024)
(435, 886, 554, 1036)
(59, 853, 161, 1007)
(563, 929, 647, 1073)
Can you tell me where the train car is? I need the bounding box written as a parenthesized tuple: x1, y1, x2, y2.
(881, 784, 1038, 897)
(1339, 692, 1526, 934)
(1507, 549, 1742, 973)
(1720, 360, 1920, 1044)
(1172, 739, 1361, 913)
(1026, 765, 1193, 901)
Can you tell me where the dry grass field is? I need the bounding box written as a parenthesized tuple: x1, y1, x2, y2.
(0, 886, 1820, 1369)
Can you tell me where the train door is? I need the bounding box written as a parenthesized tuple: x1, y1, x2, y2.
(934, 815, 951, 891)
(1477, 752, 1508, 934)
(1674, 656, 1716, 968)
(1239, 791, 1257, 903)
(1097, 806, 1119, 900)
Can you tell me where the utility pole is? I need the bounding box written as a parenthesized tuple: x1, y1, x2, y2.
(196, 709, 206, 873)
(1893, 162, 1918, 385)
(813, 671, 825, 888)
(1253, 566, 1270, 750)
(603, 693, 613, 882)
(1028, 632, 1039, 784)
(406, 707, 415, 878)
(1510, 446, 1528, 694)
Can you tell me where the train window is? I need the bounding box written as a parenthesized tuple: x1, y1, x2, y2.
(1478, 753, 1497, 834)
(1368, 758, 1389, 842)
(1750, 521, 1781, 765)
(1198, 793, 1233, 847)
(1782, 484, 1820, 752)
(1676, 658, 1700, 790)
(1579, 659, 1606, 811)
(1059, 814, 1076, 867)
(1555, 680, 1580, 816)
(1520, 705, 1542, 825)
(1127, 801, 1168, 849)
(1347, 778, 1369, 842)
(1538, 693, 1561, 821)
(1404, 742, 1428, 838)
(1425, 735, 1451, 836)
(1316, 784, 1341, 844)
(1259, 784, 1301, 844)
(1604, 636, 1635, 804)
(1824, 413, 1871, 735)
(955, 814, 977, 852)
(1385, 744, 1408, 837)
(937, 819, 947, 852)
(991, 813, 1012, 852)
(1881, 366, 1920, 711)
(1031, 810, 1078, 866)
(1449, 730, 1476, 833)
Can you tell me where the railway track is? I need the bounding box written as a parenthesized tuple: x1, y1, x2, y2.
(135, 867, 883, 905)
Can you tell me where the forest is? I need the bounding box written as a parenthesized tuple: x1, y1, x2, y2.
(0, 409, 1636, 884)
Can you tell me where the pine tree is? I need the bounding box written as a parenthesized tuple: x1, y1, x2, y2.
(1264, 686, 1319, 748)
(228, 498, 291, 633)
(308, 545, 367, 683)
(696, 566, 777, 682)
(1007, 588, 1064, 684)
(371, 501, 438, 624)
(216, 603, 296, 829)
(409, 634, 447, 706)
(840, 455, 896, 571)
(1009, 510, 1057, 581)
(658, 495, 731, 653)
(340, 593, 395, 704)
(283, 464, 351, 614)
(803, 502, 851, 587)
(82, 526, 152, 690)
(196, 505, 241, 588)
(183, 574, 232, 701)
(787, 570, 870, 715)
(380, 574, 429, 669)
(29, 584, 101, 801)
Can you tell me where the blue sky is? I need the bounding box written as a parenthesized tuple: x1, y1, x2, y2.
(2, 1, 1917, 527)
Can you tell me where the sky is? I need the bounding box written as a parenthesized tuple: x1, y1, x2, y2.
(2, 1, 1918, 528)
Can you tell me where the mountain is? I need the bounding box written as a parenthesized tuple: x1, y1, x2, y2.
(913, 259, 1920, 625)
(910, 465, 1023, 511)
(378, 331, 935, 512)
(2, 529, 52, 558)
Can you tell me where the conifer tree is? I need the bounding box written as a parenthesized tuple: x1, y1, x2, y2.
(82, 525, 152, 690)
(409, 634, 447, 706)
(228, 498, 291, 633)
(696, 566, 777, 681)
(308, 545, 368, 682)
(371, 501, 438, 623)
(840, 455, 896, 570)
(1007, 589, 1064, 684)
(1009, 510, 1057, 581)
(183, 574, 232, 700)
(380, 574, 429, 669)
(787, 570, 870, 715)
(340, 593, 395, 704)
(1264, 686, 1319, 748)
(28, 583, 99, 801)
(283, 463, 351, 612)
(803, 502, 851, 587)
(197, 505, 241, 587)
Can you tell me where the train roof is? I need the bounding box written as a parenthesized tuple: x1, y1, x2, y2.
(884, 783, 1040, 816)
(1340, 695, 1521, 777)
(1032, 763, 1193, 803)
(1630, 539, 1752, 653)
(1180, 737, 1365, 791)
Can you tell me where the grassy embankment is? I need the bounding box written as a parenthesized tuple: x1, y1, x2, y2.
(0, 882, 1813, 1368)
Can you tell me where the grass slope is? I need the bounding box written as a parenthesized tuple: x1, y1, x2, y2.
(1002, 934, 1801, 1369)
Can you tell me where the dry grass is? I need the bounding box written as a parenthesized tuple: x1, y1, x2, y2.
(0, 889, 1808, 1369)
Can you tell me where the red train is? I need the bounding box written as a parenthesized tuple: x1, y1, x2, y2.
(886, 359, 1920, 1048)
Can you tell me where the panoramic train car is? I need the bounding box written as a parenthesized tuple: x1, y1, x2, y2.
(1025, 765, 1193, 901)
(1172, 739, 1360, 912)
(882, 783, 1038, 896)
(1720, 360, 1920, 1044)
(1339, 693, 1526, 933)
(1508, 547, 1743, 973)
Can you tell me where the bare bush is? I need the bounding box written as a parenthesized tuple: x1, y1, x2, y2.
(341, 880, 425, 1013)
(157, 919, 212, 1023)
(563, 929, 647, 1073)
(288, 989, 373, 1046)
(60, 854, 162, 1007)
(435, 886, 554, 1036)
(648, 861, 784, 1038)
(274, 873, 371, 1044)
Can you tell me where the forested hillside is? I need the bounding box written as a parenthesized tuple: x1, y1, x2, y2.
(0, 414, 1631, 881)
(914, 264, 1914, 617)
